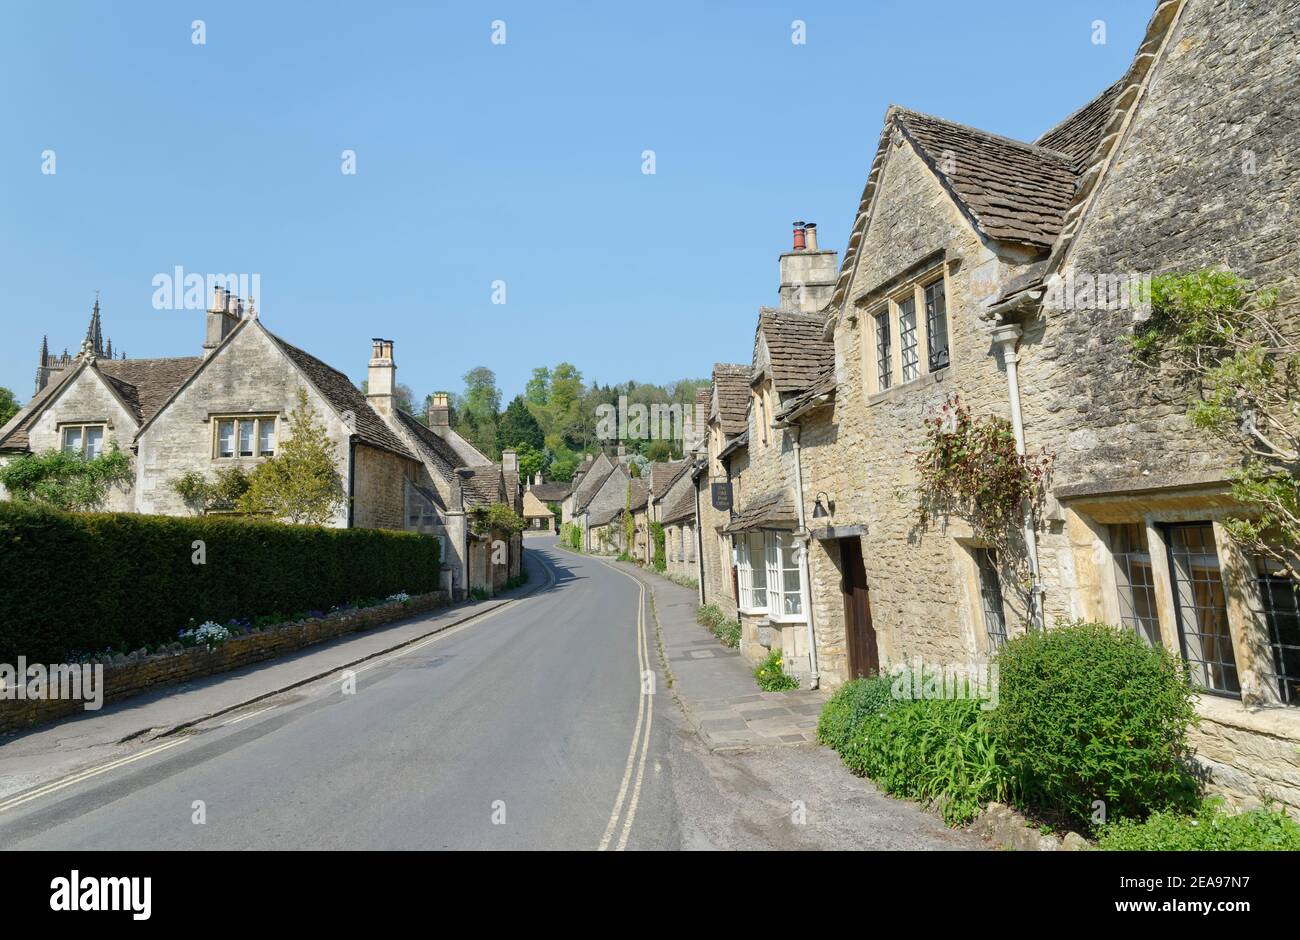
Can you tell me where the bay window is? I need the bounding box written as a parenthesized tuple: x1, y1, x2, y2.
(736, 532, 767, 612)
(764, 531, 804, 621)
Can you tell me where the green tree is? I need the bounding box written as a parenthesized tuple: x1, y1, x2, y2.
(525, 367, 551, 407)
(238, 389, 345, 525)
(549, 448, 581, 482)
(455, 367, 502, 460)
(0, 387, 20, 428)
(498, 395, 545, 452)
(516, 443, 548, 481)
(0, 444, 132, 510)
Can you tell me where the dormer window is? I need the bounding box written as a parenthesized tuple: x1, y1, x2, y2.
(214, 415, 277, 459)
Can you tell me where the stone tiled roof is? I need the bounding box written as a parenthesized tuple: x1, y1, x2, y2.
(894, 108, 1078, 249)
(572, 452, 615, 513)
(723, 489, 798, 533)
(629, 478, 649, 512)
(775, 358, 836, 422)
(457, 465, 504, 507)
(649, 459, 690, 498)
(97, 357, 204, 425)
(0, 355, 203, 452)
(757, 311, 835, 395)
(661, 485, 696, 525)
(395, 410, 462, 482)
(718, 428, 748, 459)
(1035, 77, 1128, 174)
(269, 333, 416, 460)
(529, 482, 570, 502)
(712, 363, 750, 436)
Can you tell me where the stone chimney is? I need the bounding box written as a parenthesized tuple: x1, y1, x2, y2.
(502, 449, 518, 474)
(203, 286, 243, 356)
(533, 472, 543, 487)
(427, 392, 450, 437)
(367, 338, 396, 417)
(778, 220, 839, 313)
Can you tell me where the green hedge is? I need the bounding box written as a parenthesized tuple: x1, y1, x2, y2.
(1099, 799, 1300, 851)
(0, 501, 439, 662)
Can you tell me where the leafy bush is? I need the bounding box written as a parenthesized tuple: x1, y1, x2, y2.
(816, 676, 895, 753)
(843, 696, 1008, 826)
(559, 521, 582, 551)
(1099, 799, 1300, 851)
(697, 604, 740, 648)
(989, 619, 1199, 829)
(754, 649, 799, 692)
(470, 502, 525, 536)
(0, 501, 439, 662)
(650, 522, 666, 572)
(0, 445, 132, 511)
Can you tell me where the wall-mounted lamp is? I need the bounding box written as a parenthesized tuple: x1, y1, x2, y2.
(812, 492, 835, 520)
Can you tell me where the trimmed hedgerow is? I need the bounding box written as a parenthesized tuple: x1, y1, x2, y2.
(0, 501, 439, 662)
(816, 675, 895, 753)
(989, 619, 1199, 829)
(1099, 799, 1300, 851)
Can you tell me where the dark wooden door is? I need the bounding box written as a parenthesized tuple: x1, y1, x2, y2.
(840, 537, 879, 678)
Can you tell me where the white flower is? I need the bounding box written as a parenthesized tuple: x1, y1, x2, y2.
(387, 592, 412, 603)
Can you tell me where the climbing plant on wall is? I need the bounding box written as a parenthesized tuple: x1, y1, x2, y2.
(1130, 269, 1297, 578)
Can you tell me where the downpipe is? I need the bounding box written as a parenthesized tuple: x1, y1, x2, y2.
(991, 321, 1045, 630)
(791, 425, 820, 689)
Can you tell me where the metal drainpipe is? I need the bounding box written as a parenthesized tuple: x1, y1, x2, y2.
(791, 424, 820, 689)
(991, 321, 1045, 630)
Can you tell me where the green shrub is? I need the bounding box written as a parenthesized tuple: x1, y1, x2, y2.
(650, 522, 666, 572)
(697, 604, 741, 649)
(816, 675, 895, 753)
(0, 501, 439, 662)
(754, 649, 799, 692)
(560, 521, 582, 551)
(714, 618, 740, 649)
(843, 696, 1008, 826)
(1099, 799, 1300, 851)
(989, 619, 1199, 829)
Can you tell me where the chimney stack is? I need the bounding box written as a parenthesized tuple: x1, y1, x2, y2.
(502, 449, 518, 474)
(779, 219, 839, 313)
(427, 392, 450, 436)
(534, 472, 543, 487)
(367, 338, 396, 417)
(203, 287, 242, 356)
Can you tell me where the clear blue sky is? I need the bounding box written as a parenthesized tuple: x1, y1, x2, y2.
(0, 1, 1151, 406)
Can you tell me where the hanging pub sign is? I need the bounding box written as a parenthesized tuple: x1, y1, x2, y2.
(711, 482, 732, 511)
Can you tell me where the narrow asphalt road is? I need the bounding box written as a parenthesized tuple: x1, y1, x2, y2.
(0, 538, 978, 851)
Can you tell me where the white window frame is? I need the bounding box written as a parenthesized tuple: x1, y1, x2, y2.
(764, 530, 805, 622)
(213, 414, 278, 459)
(736, 532, 768, 614)
(60, 423, 106, 458)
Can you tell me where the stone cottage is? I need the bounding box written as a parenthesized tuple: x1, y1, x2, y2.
(1, 287, 517, 599)
(696, 363, 752, 619)
(783, 0, 1300, 810)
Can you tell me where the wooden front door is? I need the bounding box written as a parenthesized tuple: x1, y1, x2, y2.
(840, 537, 879, 678)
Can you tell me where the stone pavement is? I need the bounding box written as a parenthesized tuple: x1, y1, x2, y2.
(606, 560, 828, 750)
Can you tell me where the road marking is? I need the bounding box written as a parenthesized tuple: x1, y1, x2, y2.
(0, 738, 189, 815)
(596, 560, 655, 851)
(223, 705, 277, 726)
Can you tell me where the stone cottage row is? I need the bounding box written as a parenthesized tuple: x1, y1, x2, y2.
(588, 0, 1300, 813)
(0, 289, 524, 597)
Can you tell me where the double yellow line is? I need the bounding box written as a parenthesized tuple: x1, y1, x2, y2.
(0, 738, 189, 816)
(597, 564, 654, 851)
